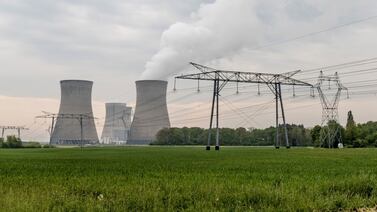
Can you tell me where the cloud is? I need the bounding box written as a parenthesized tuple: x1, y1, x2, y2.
(142, 0, 263, 79)
(1, 0, 377, 141)
(0, 0, 209, 100)
(142, 0, 377, 80)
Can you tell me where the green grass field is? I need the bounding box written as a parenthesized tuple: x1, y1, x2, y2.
(1, 147, 377, 211)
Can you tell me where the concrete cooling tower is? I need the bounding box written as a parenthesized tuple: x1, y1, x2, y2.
(51, 80, 99, 145)
(101, 103, 132, 144)
(128, 80, 170, 144)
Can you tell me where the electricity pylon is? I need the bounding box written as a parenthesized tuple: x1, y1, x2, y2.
(316, 71, 348, 148)
(36, 111, 96, 147)
(0, 126, 29, 139)
(175, 62, 313, 150)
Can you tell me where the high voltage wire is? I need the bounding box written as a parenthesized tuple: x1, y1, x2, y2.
(296, 66, 377, 82)
(23, 121, 50, 141)
(28, 92, 369, 136)
(134, 98, 276, 127)
(220, 96, 265, 126)
(96, 88, 268, 124)
(165, 100, 314, 127)
(172, 58, 377, 96)
(94, 91, 202, 121)
(343, 78, 377, 85)
(156, 55, 377, 131)
(232, 100, 273, 128)
(245, 14, 377, 51)
(170, 97, 312, 123)
(168, 94, 284, 121)
(169, 80, 376, 108)
(170, 96, 313, 126)
(174, 59, 377, 96)
(165, 14, 377, 79)
(348, 90, 377, 95)
(138, 89, 317, 125)
(25, 56, 377, 140)
(169, 94, 364, 128)
(29, 88, 375, 137)
(169, 85, 302, 117)
(212, 96, 355, 128)
(298, 57, 377, 74)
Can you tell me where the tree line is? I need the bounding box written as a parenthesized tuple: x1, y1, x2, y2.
(153, 111, 377, 148)
(0, 135, 53, 148)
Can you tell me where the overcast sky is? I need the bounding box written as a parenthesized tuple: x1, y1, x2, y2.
(1, 0, 377, 141)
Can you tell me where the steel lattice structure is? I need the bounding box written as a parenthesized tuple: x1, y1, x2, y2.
(180, 63, 311, 87)
(315, 71, 348, 148)
(36, 111, 96, 147)
(0, 126, 29, 139)
(175, 62, 313, 150)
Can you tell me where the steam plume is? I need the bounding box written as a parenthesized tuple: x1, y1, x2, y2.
(141, 0, 262, 80)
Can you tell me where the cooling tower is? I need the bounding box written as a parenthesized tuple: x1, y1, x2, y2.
(50, 80, 99, 145)
(128, 80, 170, 144)
(101, 103, 132, 144)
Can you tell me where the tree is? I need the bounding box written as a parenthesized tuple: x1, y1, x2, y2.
(310, 125, 322, 147)
(288, 124, 308, 146)
(154, 128, 170, 145)
(235, 127, 247, 145)
(5, 135, 22, 148)
(0, 137, 4, 148)
(345, 110, 357, 145)
(356, 121, 377, 147)
(365, 132, 377, 146)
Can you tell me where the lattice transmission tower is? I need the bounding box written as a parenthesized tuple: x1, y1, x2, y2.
(36, 111, 97, 147)
(0, 126, 29, 139)
(315, 71, 348, 148)
(175, 62, 313, 150)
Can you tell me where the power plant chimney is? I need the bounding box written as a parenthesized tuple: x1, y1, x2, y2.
(51, 80, 99, 145)
(101, 103, 132, 144)
(128, 80, 170, 144)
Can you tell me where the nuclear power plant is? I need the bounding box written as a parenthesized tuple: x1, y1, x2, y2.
(128, 80, 170, 144)
(50, 80, 99, 145)
(101, 103, 132, 144)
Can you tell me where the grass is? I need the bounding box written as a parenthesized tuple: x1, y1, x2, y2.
(0, 147, 377, 211)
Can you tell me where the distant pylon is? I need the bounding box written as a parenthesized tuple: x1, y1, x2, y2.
(0, 126, 29, 139)
(316, 71, 348, 148)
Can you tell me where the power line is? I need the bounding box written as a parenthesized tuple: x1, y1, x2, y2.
(299, 57, 377, 74)
(247, 14, 377, 51)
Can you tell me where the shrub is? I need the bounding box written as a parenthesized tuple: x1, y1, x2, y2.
(353, 139, 368, 148)
(23, 142, 42, 148)
(6, 135, 22, 148)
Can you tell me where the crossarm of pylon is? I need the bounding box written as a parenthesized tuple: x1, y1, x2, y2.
(177, 63, 313, 87)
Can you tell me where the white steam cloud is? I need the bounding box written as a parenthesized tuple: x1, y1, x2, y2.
(141, 0, 263, 80)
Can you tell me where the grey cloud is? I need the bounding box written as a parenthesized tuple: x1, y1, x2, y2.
(141, 0, 377, 80)
(0, 0, 209, 100)
(1, 0, 377, 131)
(285, 0, 322, 21)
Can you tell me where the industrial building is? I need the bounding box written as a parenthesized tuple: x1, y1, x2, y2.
(128, 80, 170, 144)
(50, 80, 99, 145)
(101, 103, 132, 144)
